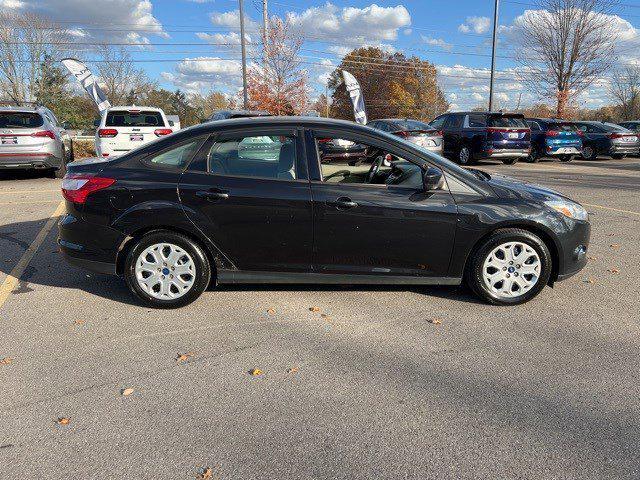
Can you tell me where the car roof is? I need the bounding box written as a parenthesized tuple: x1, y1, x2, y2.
(373, 118, 429, 123)
(186, 116, 365, 133)
(107, 106, 164, 112)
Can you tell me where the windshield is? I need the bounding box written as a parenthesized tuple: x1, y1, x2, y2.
(394, 120, 432, 131)
(488, 116, 527, 128)
(0, 112, 44, 129)
(106, 110, 165, 127)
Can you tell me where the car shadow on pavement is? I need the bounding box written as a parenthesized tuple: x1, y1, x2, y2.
(0, 217, 484, 308)
(0, 170, 54, 181)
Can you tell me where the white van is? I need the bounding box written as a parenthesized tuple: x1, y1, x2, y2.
(95, 106, 173, 158)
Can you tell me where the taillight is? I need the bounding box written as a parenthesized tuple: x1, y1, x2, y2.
(546, 130, 559, 137)
(317, 138, 331, 143)
(98, 128, 118, 138)
(61, 175, 116, 204)
(576, 130, 584, 137)
(31, 130, 56, 140)
(154, 128, 173, 136)
(434, 130, 443, 137)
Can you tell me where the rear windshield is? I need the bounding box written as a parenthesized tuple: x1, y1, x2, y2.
(105, 110, 165, 127)
(550, 123, 578, 132)
(394, 120, 432, 131)
(0, 112, 44, 129)
(487, 115, 527, 128)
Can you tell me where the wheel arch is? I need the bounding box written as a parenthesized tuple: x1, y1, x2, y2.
(463, 222, 561, 286)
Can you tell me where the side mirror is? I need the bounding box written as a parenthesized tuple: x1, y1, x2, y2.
(93, 118, 100, 127)
(422, 166, 445, 191)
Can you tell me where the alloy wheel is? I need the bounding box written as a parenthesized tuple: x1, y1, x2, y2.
(459, 147, 470, 164)
(134, 243, 196, 300)
(482, 241, 541, 299)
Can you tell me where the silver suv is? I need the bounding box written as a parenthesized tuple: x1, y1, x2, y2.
(0, 104, 73, 177)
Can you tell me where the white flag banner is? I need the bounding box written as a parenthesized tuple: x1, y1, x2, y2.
(342, 70, 367, 124)
(61, 58, 111, 113)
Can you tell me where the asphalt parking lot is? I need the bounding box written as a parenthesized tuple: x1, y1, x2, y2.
(1, 157, 639, 479)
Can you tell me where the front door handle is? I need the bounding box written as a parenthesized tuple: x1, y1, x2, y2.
(196, 190, 229, 201)
(335, 197, 358, 210)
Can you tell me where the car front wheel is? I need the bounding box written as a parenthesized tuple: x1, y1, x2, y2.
(124, 231, 211, 308)
(466, 228, 552, 306)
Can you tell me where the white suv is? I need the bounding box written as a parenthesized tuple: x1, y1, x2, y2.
(95, 106, 173, 158)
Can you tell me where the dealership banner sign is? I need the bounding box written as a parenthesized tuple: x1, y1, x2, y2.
(342, 70, 367, 124)
(61, 58, 111, 113)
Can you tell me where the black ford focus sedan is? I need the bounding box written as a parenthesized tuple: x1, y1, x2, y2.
(58, 117, 590, 308)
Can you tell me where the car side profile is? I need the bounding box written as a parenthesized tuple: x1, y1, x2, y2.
(524, 118, 582, 163)
(0, 104, 73, 177)
(573, 121, 640, 160)
(59, 117, 590, 308)
(430, 112, 530, 165)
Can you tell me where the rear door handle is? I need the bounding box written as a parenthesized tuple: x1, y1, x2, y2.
(196, 190, 229, 201)
(335, 197, 358, 210)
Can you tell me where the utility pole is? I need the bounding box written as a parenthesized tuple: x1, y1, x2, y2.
(488, 0, 499, 112)
(325, 84, 329, 117)
(239, 0, 249, 109)
(262, 0, 269, 46)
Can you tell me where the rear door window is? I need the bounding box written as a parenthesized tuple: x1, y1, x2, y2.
(488, 116, 527, 128)
(106, 110, 165, 127)
(207, 134, 298, 180)
(0, 112, 44, 128)
(468, 114, 487, 128)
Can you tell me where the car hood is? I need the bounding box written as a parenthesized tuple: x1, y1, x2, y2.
(472, 169, 571, 202)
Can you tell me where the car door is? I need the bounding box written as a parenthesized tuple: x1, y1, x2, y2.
(576, 123, 605, 153)
(444, 114, 465, 158)
(178, 127, 313, 273)
(306, 128, 458, 278)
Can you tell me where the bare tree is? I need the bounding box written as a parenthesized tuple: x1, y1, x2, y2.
(514, 0, 619, 118)
(96, 46, 154, 105)
(609, 66, 640, 120)
(0, 12, 74, 103)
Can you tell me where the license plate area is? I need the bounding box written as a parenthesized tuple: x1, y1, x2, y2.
(130, 134, 144, 141)
(1, 137, 18, 145)
(508, 132, 519, 139)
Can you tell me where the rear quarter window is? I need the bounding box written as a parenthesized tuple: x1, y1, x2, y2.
(0, 112, 44, 128)
(106, 110, 165, 127)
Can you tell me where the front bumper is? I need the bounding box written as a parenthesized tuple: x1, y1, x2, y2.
(0, 153, 63, 169)
(555, 220, 591, 282)
(58, 212, 123, 275)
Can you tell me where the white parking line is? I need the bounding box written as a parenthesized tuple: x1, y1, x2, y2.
(0, 201, 65, 311)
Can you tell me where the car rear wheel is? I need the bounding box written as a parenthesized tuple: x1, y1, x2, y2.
(466, 228, 552, 306)
(612, 154, 626, 159)
(526, 147, 540, 163)
(458, 146, 473, 165)
(124, 231, 211, 308)
(581, 146, 597, 160)
(501, 157, 518, 165)
(558, 154, 573, 162)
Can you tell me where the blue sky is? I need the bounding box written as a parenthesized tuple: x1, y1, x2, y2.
(7, 0, 640, 110)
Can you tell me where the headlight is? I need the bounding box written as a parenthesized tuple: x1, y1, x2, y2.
(545, 199, 588, 221)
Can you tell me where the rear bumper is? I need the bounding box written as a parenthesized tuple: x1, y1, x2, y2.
(0, 153, 62, 169)
(58, 212, 123, 275)
(609, 145, 639, 155)
(546, 145, 581, 156)
(479, 149, 530, 159)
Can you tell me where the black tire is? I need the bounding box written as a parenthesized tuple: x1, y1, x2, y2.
(526, 147, 540, 163)
(501, 157, 518, 165)
(581, 145, 597, 160)
(54, 148, 67, 179)
(124, 230, 211, 308)
(465, 228, 552, 306)
(558, 154, 573, 162)
(612, 154, 626, 159)
(457, 145, 474, 165)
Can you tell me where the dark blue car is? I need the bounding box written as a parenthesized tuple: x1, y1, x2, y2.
(524, 118, 582, 163)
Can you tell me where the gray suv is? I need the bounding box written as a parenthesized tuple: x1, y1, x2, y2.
(0, 104, 73, 177)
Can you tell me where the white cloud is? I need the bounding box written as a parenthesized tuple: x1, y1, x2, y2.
(162, 57, 243, 94)
(196, 31, 253, 52)
(209, 10, 259, 32)
(421, 36, 452, 52)
(286, 3, 410, 48)
(458, 16, 491, 34)
(1, 0, 25, 8)
(471, 92, 484, 101)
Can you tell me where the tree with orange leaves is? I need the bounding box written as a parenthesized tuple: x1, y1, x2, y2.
(247, 17, 309, 115)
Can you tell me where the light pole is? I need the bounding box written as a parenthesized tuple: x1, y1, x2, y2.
(488, 0, 499, 112)
(239, 0, 249, 109)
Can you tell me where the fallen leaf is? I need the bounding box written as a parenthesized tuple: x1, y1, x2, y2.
(267, 308, 276, 315)
(248, 368, 263, 376)
(197, 467, 213, 479)
(73, 320, 85, 326)
(607, 268, 620, 274)
(583, 278, 595, 284)
(610, 244, 621, 248)
(588, 256, 597, 261)
(121, 388, 134, 396)
(427, 318, 442, 325)
(320, 313, 330, 319)
(56, 417, 70, 425)
(0, 357, 13, 366)
(606, 233, 615, 237)
(309, 306, 320, 312)
(286, 367, 299, 374)
(176, 351, 195, 363)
